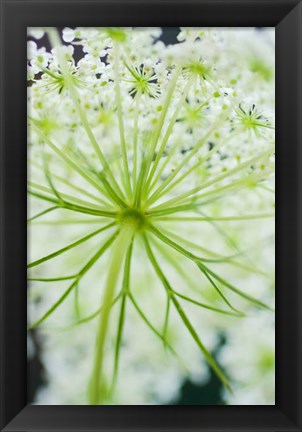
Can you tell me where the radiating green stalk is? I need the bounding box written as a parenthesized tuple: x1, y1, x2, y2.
(28, 189, 118, 218)
(149, 234, 207, 295)
(147, 171, 271, 218)
(143, 234, 232, 391)
(74, 281, 81, 320)
(28, 206, 58, 222)
(196, 263, 243, 313)
(155, 213, 275, 222)
(147, 104, 234, 205)
(258, 183, 275, 194)
(149, 238, 245, 317)
(47, 28, 126, 202)
(166, 269, 243, 316)
(28, 275, 77, 282)
(31, 160, 112, 206)
(149, 150, 272, 211)
(28, 222, 115, 268)
(28, 181, 112, 212)
(147, 65, 182, 161)
(98, 172, 128, 209)
(148, 224, 272, 310)
(113, 42, 132, 199)
(196, 208, 265, 277)
(162, 292, 171, 345)
(148, 138, 182, 193)
(129, 293, 178, 358)
(42, 151, 65, 204)
(111, 242, 133, 396)
(28, 278, 78, 330)
(71, 292, 123, 329)
(133, 156, 148, 208)
(89, 225, 135, 405)
(30, 121, 118, 204)
(153, 130, 241, 197)
(28, 231, 119, 329)
(157, 226, 271, 277)
(191, 171, 272, 207)
(132, 89, 141, 187)
(31, 218, 105, 225)
(36, 292, 123, 332)
(148, 229, 242, 313)
(147, 203, 198, 218)
(171, 294, 232, 392)
(144, 75, 195, 195)
(198, 261, 274, 311)
(137, 66, 182, 202)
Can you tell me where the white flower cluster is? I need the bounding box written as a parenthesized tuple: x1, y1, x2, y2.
(27, 27, 275, 405)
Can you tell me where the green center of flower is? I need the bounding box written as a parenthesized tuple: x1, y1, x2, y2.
(118, 208, 146, 230)
(105, 28, 127, 42)
(188, 61, 210, 78)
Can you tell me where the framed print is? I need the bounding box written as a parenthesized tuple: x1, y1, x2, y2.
(0, 0, 301, 431)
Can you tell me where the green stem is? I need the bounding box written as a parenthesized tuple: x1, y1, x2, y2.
(129, 293, 178, 358)
(171, 294, 232, 392)
(137, 66, 182, 203)
(154, 213, 275, 222)
(30, 121, 117, 204)
(28, 206, 58, 222)
(189, 171, 272, 206)
(144, 75, 195, 195)
(113, 42, 132, 199)
(148, 224, 272, 311)
(28, 181, 111, 212)
(147, 203, 197, 218)
(110, 242, 133, 396)
(31, 218, 105, 225)
(46, 28, 126, 203)
(36, 292, 123, 332)
(28, 231, 119, 329)
(28, 275, 77, 282)
(30, 159, 111, 207)
(146, 104, 235, 206)
(132, 89, 141, 187)
(157, 226, 271, 277)
(133, 156, 148, 208)
(143, 234, 232, 391)
(150, 150, 271, 211)
(149, 130, 241, 200)
(148, 138, 182, 194)
(89, 225, 135, 404)
(28, 222, 115, 268)
(28, 189, 118, 218)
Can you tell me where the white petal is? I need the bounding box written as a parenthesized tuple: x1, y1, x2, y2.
(62, 28, 75, 43)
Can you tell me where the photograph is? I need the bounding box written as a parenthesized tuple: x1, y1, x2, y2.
(27, 26, 275, 406)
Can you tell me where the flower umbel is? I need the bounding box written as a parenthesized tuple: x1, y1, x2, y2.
(28, 27, 275, 405)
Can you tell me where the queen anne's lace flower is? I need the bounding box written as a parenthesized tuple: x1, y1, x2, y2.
(27, 27, 275, 405)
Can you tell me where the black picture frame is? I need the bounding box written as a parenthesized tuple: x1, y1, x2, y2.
(0, 0, 301, 430)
